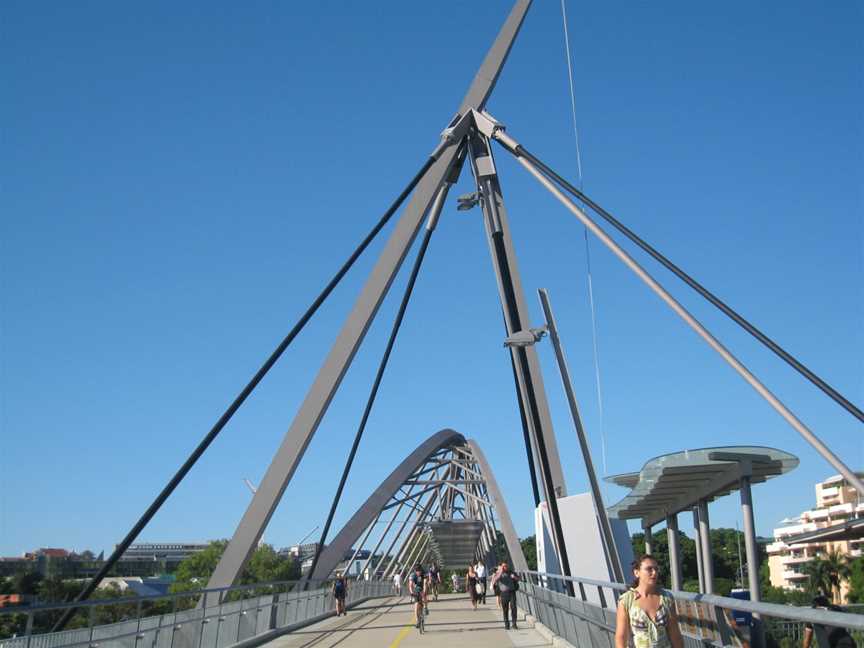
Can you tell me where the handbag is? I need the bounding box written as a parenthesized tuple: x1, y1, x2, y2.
(475, 582, 484, 595)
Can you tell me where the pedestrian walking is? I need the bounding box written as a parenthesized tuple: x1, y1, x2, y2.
(332, 572, 348, 617)
(492, 562, 503, 608)
(803, 595, 857, 648)
(490, 562, 520, 630)
(392, 572, 402, 596)
(474, 560, 487, 604)
(467, 565, 478, 610)
(451, 571, 459, 593)
(615, 555, 684, 648)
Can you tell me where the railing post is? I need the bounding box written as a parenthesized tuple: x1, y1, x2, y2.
(88, 603, 96, 648)
(713, 604, 734, 647)
(270, 589, 279, 631)
(135, 599, 143, 648)
(215, 597, 224, 648)
(24, 611, 34, 648)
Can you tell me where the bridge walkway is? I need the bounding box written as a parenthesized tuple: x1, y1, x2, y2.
(261, 593, 551, 648)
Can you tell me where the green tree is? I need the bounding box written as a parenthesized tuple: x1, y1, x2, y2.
(37, 576, 73, 603)
(803, 557, 833, 598)
(520, 536, 537, 571)
(243, 544, 299, 584)
(801, 550, 851, 603)
(631, 529, 699, 588)
(172, 540, 299, 592)
(820, 549, 851, 602)
(491, 531, 510, 565)
(174, 540, 229, 585)
(846, 556, 864, 603)
(11, 571, 42, 595)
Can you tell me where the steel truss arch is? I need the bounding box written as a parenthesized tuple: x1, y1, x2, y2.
(309, 428, 526, 580)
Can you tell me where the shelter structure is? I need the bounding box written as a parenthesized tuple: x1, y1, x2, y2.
(606, 446, 798, 604)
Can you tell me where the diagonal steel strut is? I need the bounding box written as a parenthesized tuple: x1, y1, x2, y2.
(205, 0, 534, 592)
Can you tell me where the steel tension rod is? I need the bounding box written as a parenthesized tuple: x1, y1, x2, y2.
(53, 132, 463, 632)
(483, 115, 864, 496)
(479, 110, 862, 426)
(305, 147, 464, 583)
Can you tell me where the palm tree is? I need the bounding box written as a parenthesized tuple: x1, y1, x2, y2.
(803, 557, 832, 598)
(822, 548, 851, 603)
(805, 549, 852, 603)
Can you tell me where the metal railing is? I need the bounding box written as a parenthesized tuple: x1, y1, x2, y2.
(0, 579, 392, 648)
(517, 571, 864, 648)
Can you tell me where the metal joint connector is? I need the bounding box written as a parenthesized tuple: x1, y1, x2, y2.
(503, 327, 548, 348)
(439, 111, 473, 150)
(471, 110, 504, 139)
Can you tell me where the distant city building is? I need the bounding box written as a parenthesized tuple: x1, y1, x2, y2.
(114, 543, 209, 577)
(0, 549, 102, 579)
(282, 543, 321, 574)
(118, 543, 208, 563)
(767, 473, 864, 602)
(0, 543, 208, 580)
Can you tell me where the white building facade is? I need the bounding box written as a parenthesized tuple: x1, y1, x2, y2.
(767, 474, 863, 602)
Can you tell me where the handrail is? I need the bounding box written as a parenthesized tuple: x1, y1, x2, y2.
(522, 570, 864, 631)
(0, 578, 335, 616)
(0, 580, 393, 647)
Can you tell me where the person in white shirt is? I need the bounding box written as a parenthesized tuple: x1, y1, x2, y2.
(393, 572, 402, 595)
(474, 561, 487, 604)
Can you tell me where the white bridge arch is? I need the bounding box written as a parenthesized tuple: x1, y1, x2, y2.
(309, 428, 527, 581)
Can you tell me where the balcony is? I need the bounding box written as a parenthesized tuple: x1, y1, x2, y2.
(783, 571, 809, 581)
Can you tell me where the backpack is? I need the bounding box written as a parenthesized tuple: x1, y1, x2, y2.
(334, 578, 345, 595)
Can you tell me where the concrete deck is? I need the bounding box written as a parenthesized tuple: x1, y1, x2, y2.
(262, 593, 551, 648)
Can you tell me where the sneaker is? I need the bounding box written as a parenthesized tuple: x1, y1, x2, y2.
(505, 625, 510, 630)
(513, 625, 519, 630)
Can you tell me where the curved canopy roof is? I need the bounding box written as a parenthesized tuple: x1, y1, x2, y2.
(606, 446, 798, 527)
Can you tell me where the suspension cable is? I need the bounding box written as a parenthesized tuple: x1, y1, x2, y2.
(560, 0, 609, 473)
(304, 175, 455, 583)
(496, 137, 864, 425)
(494, 131, 864, 495)
(53, 143, 451, 632)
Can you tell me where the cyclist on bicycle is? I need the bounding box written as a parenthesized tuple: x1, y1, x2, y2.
(408, 564, 427, 628)
(428, 562, 441, 600)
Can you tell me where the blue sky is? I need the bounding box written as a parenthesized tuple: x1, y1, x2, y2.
(1, 1, 861, 557)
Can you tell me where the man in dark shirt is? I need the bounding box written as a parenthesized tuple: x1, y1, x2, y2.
(490, 562, 520, 630)
(408, 564, 427, 628)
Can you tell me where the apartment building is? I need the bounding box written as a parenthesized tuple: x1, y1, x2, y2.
(767, 473, 864, 602)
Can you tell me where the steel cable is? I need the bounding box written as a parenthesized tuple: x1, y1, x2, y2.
(499, 139, 863, 424)
(53, 144, 450, 631)
(304, 181, 451, 584)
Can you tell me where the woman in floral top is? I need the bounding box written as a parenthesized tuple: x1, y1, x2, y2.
(615, 555, 684, 648)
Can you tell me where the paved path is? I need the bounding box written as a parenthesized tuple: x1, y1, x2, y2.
(262, 593, 551, 648)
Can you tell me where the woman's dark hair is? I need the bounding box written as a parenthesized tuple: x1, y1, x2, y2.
(629, 554, 659, 589)
(811, 595, 842, 612)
